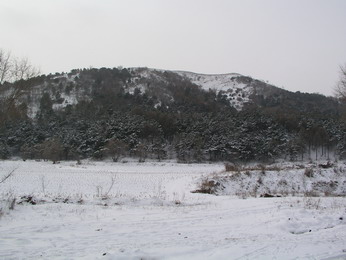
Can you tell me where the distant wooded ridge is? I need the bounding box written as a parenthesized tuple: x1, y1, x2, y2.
(0, 67, 345, 163)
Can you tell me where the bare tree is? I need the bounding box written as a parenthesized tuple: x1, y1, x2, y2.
(0, 48, 40, 84)
(0, 49, 12, 84)
(0, 49, 41, 126)
(41, 138, 64, 164)
(105, 138, 128, 162)
(335, 64, 346, 102)
(12, 56, 40, 82)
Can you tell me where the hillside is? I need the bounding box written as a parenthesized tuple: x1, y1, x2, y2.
(0, 67, 344, 162)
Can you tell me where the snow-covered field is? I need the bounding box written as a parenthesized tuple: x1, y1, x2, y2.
(0, 160, 346, 259)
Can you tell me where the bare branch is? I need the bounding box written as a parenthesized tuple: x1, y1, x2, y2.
(105, 175, 116, 196)
(12, 56, 40, 82)
(0, 49, 12, 84)
(0, 48, 40, 123)
(0, 48, 40, 84)
(0, 168, 16, 184)
(335, 64, 346, 102)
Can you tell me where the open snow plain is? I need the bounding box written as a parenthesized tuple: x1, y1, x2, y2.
(0, 160, 346, 260)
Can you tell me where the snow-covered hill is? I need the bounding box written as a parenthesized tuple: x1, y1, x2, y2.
(0, 67, 281, 118)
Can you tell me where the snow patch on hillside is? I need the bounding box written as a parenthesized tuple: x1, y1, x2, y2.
(175, 71, 242, 91)
(126, 68, 257, 110)
(125, 68, 153, 94)
(25, 72, 90, 118)
(175, 71, 254, 110)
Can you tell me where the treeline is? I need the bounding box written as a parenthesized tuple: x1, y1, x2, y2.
(0, 67, 345, 163)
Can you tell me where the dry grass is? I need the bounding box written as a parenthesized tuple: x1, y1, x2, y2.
(192, 178, 223, 194)
(224, 163, 241, 172)
(224, 163, 286, 173)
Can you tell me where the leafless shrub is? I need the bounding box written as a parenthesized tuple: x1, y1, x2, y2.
(0, 194, 16, 218)
(249, 186, 258, 198)
(278, 179, 288, 186)
(235, 190, 249, 199)
(244, 163, 283, 172)
(18, 195, 38, 205)
(39, 175, 48, 194)
(324, 191, 334, 197)
(318, 161, 334, 169)
(224, 163, 240, 172)
(260, 193, 276, 198)
(105, 139, 128, 162)
(304, 168, 314, 178)
(295, 164, 305, 169)
(96, 185, 103, 197)
(172, 191, 185, 205)
(226, 163, 285, 174)
(0, 170, 17, 217)
(174, 200, 182, 205)
(257, 176, 263, 185)
(281, 190, 290, 197)
(257, 164, 266, 174)
(192, 178, 223, 194)
(229, 171, 242, 180)
(303, 197, 322, 210)
(312, 180, 339, 196)
(9, 197, 16, 210)
(334, 166, 345, 175)
(0, 206, 4, 218)
(104, 175, 116, 197)
(96, 175, 117, 200)
(242, 165, 260, 171)
(265, 165, 282, 171)
(304, 190, 320, 197)
(40, 138, 64, 164)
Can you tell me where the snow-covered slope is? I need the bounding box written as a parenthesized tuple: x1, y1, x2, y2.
(2, 71, 92, 118)
(175, 71, 243, 91)
(127, 68, 263, 110)
(27, 75, 85, 118)
(129, 68, 278, 111)
(0, 67, 280, 118)
(175, 71, 254, 110)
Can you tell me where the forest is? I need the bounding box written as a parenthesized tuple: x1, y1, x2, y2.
(0, 67, 345, 163)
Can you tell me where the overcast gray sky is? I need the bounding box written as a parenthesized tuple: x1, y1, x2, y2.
(1, 0, 345, 96)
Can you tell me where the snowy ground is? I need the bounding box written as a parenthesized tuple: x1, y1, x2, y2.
(0, 160, 346, 259)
